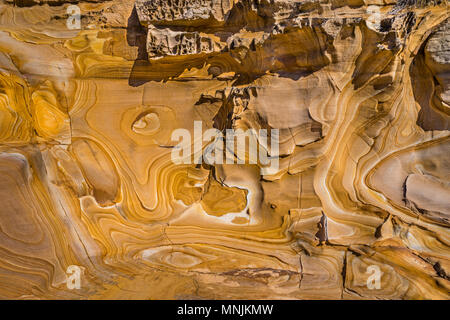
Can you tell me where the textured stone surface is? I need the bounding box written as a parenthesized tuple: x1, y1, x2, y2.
(0, 0, 449, 299)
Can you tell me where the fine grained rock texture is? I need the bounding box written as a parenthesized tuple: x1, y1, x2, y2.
(0, 0, 449, 299)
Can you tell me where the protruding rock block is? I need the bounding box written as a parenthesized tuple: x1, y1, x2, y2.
(135, 0, 235, 24)
(147, 26, 223, 57)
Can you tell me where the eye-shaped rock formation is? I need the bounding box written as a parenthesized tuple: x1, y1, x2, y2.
(0, 0, 448, 299)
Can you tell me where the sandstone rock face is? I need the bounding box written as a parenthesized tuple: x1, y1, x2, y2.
(135, 0, 235, 23)
(0, 0, 449, 299)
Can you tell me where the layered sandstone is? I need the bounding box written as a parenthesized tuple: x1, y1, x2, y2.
(0, 0, 449, 299)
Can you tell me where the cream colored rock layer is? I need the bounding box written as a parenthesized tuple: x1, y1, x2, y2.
(0, 0, 449, 299)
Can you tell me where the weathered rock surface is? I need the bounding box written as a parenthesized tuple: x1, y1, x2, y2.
(0, 0, 449, 299)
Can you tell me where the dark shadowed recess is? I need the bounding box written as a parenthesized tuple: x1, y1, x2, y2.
(126, 1, 331, 87)
(125, 4, 264, 87)
(410, 23, 450, 131)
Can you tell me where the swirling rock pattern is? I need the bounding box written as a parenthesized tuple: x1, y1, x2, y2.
(0, 0, 449, 299)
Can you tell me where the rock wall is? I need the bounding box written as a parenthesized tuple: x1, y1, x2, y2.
(0, 0, 448, 299)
